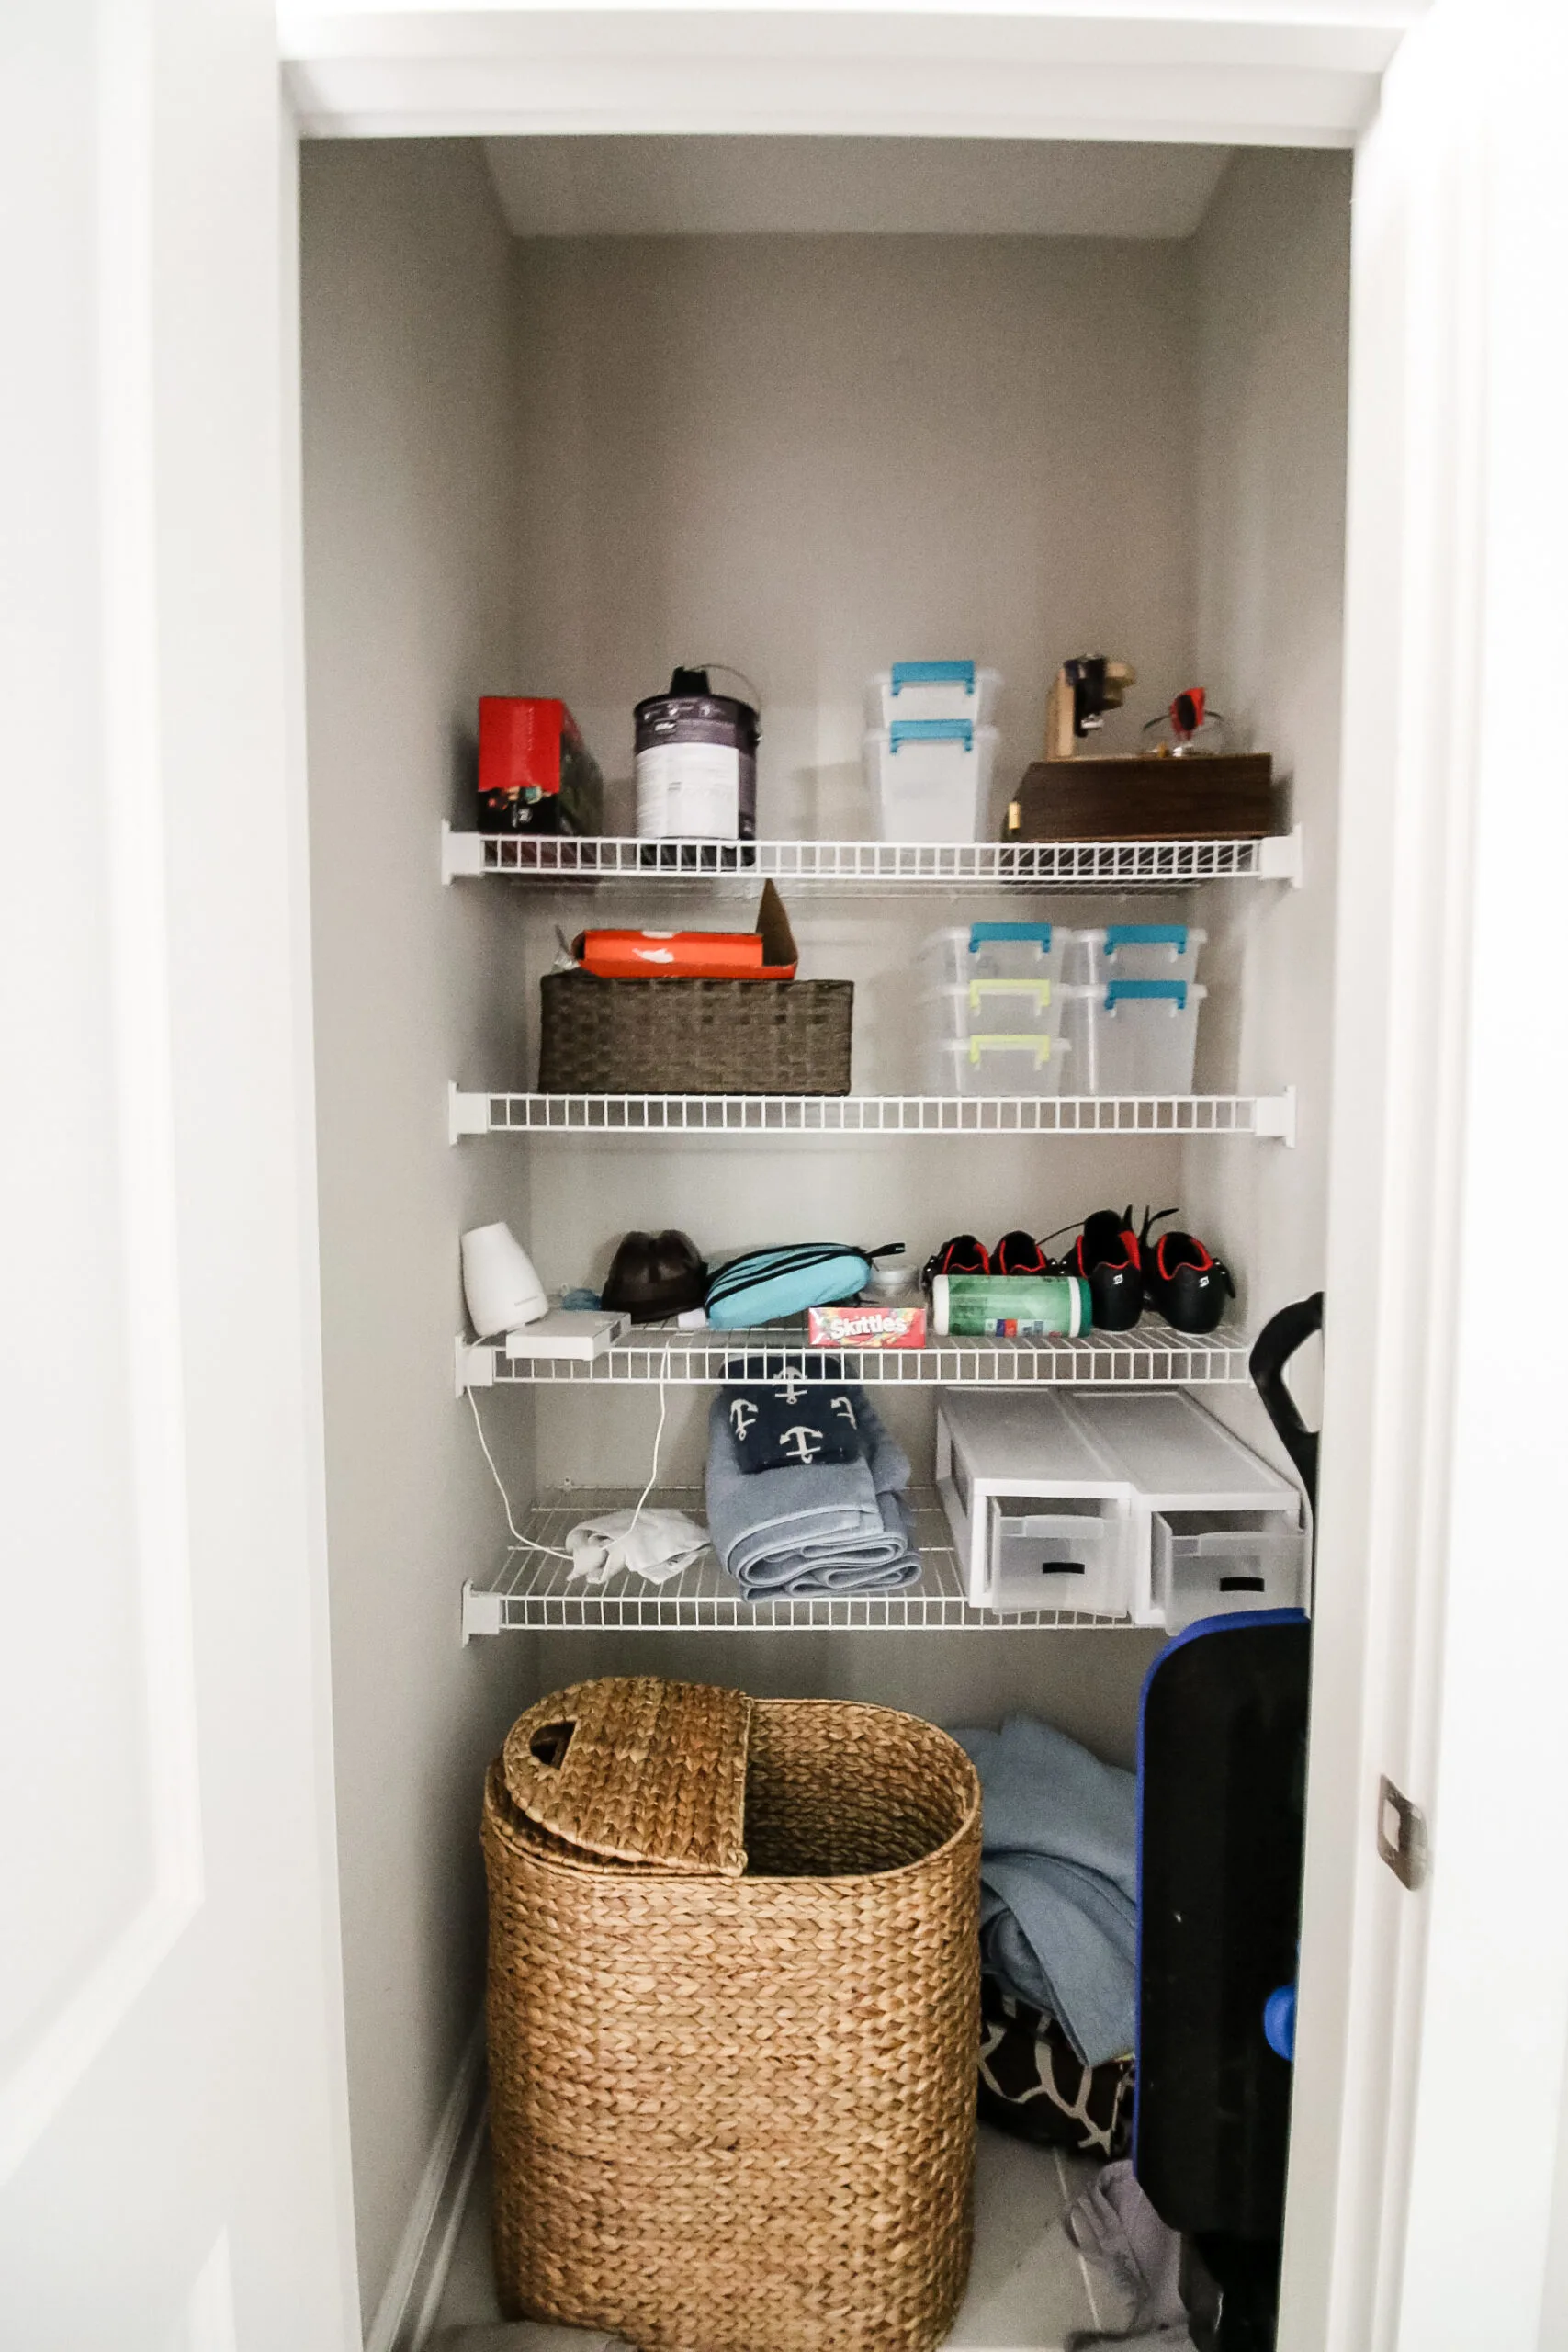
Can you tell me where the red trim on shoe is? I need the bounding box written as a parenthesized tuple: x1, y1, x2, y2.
(1157, 1232, 1213, 1278)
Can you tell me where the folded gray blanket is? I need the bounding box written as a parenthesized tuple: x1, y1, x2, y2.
(952, 1714, 1138, 2068)
(705, 1390, 921, 1595)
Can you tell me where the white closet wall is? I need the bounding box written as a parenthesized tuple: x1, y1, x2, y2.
(512, 230, 1200, 1482)
(1181, 146, 1353, 1461)
(299, 141, 534, 2327)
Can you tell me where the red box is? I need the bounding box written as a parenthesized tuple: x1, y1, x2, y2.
(478, 697, 603, 836)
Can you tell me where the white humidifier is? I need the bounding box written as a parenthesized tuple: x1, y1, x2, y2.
(461, 1222, 547, 1337)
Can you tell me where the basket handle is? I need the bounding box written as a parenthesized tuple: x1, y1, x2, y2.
(506, 1689, 601, 1818)
(526, 1717, 577, 1770)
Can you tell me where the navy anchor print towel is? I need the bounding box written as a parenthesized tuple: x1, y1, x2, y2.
(721, 1363, 864, 1474)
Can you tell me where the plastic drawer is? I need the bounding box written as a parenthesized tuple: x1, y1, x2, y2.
(1061, 924, 1207, 988)
(919, 922, 1062, 989)
(866, 661, 1001, 730)
(1152, 1514, 1307, 1632)
(922, 1033, 1073, 1097)
(987, 1501, 1134, 1618)
(1059, 980, 1206, 1094)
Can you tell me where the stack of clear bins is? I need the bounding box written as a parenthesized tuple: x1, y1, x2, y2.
(1057, 926, 1208, 1095)
(863, 662, 1000, 844)
(919, 922, 1071, 1096)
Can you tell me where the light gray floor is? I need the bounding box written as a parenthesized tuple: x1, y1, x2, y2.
(432, 2125, 1120, 2350)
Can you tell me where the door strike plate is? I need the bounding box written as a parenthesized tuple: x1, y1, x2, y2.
(1377, 1775, 1429, 1891)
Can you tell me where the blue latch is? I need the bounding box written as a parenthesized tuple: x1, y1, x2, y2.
(1104, 978, 1188, 1010)
(889, 718, 974, 753)
(890, 661, 976, 695)
(1104, 924, 1188, 956)
(969, 922, 1053, 951)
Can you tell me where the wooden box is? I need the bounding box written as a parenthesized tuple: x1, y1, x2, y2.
(1008, 754, 1276, 842)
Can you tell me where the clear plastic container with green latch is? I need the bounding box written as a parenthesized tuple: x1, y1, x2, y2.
(921, 1033, 1073, 1097)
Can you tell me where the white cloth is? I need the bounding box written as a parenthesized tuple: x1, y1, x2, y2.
(1065, 2162, 1188, 2337)
(564, 1508, 710, 1587)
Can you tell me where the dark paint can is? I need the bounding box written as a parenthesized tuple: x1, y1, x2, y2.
(634, 666, 759, 841)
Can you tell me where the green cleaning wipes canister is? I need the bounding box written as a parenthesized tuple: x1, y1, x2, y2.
(931, 1273, 1092, 1339)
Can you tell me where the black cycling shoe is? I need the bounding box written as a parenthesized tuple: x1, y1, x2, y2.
(1061, 1205, 1144, 1331)
(994, 1230, 1050, 1275)
(1140, 1210, 1236, 1333)
(922, 1234, 991, 1286)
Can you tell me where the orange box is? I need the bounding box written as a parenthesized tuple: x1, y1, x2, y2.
(575, 880, 799, 981)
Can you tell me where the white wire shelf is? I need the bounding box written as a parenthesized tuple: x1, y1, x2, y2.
(457, 1322, 1250, 1391)
(441, 823, 1303, 893)
(449, 1083, 1296, 1143)
(461, 1487, 1142, 1637)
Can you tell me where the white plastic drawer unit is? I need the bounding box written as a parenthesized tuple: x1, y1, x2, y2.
(1152, 1515, 1308, 1633)
(1059, 979, 1207, 1095)
(936, 1390, 1132, 1609)
(989, 1499, 1135, 1619)
(938, 1388, 1304, 1623)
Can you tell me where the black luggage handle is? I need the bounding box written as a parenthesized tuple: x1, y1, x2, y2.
(1247, 1293, 1323, 1509)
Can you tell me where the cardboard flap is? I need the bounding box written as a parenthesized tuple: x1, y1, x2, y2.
(756, 879, 797, 970)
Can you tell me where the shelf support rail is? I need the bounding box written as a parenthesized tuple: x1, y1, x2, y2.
(448, 1083, 1299, 1142)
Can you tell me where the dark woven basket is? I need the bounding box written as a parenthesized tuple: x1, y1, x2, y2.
(539, 972, 853, 1095)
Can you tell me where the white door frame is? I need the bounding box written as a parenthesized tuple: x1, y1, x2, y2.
(29, 0, 1542, 2340)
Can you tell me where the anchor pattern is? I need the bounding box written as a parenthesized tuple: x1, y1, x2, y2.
(721, 1367, 865, 1475)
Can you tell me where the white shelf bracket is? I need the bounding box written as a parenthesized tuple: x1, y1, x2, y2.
(1258, 825, 1304, 888)
(441, 821, 486, 884)
(1255, 1086, 1298, 1147)
(448, 1081, 491, 1143)
(455, 1336, 495, 1396)
(461, 1581, 504, 1645)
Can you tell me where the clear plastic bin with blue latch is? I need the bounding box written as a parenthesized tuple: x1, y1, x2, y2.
(1059, 979, 1207, 1094)
(1062, 922, 1207, 988)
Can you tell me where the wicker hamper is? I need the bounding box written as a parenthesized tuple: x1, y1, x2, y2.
(482, 1677, 981, 2352)
(538, 971, 853, 1094)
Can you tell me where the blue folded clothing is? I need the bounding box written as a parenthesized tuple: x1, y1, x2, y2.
(705, 1388, 921, 1596)
(953, 1714, 1138, 2069)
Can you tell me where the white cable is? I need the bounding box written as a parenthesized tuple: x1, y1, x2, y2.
(468, 1347, 673, 1561)
(466, 1385, 574, 1562)
(623, 1344, 671, 1541)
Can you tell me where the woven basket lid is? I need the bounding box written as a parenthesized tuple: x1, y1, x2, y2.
(500, 1677, 751, 1875)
